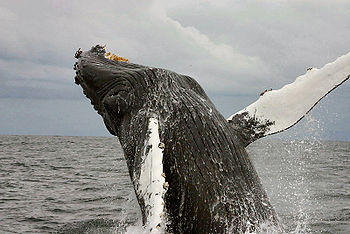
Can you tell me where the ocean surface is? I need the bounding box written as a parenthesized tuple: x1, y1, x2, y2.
(0, 135, 349, 233)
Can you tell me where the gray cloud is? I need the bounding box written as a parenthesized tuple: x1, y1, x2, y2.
(0, 0, 349, 138)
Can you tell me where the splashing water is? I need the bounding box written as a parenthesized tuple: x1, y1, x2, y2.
(248, 113, 329, 234)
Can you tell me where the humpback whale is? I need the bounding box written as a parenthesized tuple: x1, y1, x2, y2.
(73, 45, 350, 233)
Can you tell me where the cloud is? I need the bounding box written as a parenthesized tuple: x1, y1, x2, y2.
(162, 0, 350, 73)
(151, 0, 350, 96)
(151, 1, 267, 72)
(0, 0, 272, 99)
(0, 0, 349, 137)
(1, 0, 348, 97)
(0, 7, 17, 20)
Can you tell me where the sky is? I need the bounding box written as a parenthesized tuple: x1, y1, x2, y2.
(0, 0, 349, 140)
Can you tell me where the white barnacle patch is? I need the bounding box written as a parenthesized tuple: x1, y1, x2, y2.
(158, 142, 165, 149)
(138, 117, 166, 233)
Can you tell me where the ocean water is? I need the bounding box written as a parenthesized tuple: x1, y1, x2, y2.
(0, 135, 349, 233)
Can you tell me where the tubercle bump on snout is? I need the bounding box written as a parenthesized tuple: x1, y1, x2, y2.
(74, 48, 82, 59)
(73, 62, 80, 85)
(73, 60, 85, 86)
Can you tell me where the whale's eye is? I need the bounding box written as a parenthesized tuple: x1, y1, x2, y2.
(103, 90, 134, 117)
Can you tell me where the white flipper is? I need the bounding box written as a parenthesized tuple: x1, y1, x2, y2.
(228, 51, 350, 146)
(138, 117, 166, 233)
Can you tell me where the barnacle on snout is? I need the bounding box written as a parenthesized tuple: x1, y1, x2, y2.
(104, 51, 129, 62)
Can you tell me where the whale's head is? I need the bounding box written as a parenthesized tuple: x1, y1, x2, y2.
(74, 45, 212, 136)
(74, 45, 152, 135)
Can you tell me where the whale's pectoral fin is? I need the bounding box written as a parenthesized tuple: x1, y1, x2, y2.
(228, 51, 350, 147)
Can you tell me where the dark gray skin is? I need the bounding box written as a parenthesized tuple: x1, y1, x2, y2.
(74, 45, 279, 233)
